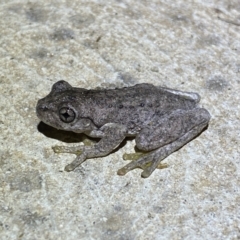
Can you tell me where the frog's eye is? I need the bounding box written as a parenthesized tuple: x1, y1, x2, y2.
(59, 107, 76, 123)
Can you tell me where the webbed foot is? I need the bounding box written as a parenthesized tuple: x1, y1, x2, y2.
(52, 139, 95, 171)
(118, 152, 168, 178)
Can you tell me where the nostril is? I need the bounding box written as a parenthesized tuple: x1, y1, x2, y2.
(41, 106, 48, 111)
(37, 104, 49, 111)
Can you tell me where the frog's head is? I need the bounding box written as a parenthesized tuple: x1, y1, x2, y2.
(36, 80, 95, 133)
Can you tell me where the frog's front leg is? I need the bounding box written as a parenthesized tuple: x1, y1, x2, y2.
(54, 123, 127, 172)
(118, 108, 210, 178)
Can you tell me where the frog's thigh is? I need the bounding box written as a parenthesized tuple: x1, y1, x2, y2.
(136, 108, 210, 151)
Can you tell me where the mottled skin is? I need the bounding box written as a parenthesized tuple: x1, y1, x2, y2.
(36, 80, 210, 178)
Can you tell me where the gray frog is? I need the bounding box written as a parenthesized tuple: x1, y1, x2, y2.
(36, 80, 210, 178)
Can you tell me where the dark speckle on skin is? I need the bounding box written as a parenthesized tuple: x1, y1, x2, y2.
(50, 28, 75, 41)
(206, 76, 228, 91)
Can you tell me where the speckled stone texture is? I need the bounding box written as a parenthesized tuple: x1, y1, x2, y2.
(0, 1, 239, 239)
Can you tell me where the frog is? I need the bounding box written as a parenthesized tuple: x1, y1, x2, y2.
(36, 80, 210, 178)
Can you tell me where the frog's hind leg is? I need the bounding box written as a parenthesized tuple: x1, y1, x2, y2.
(117, 108, 210, 178)
(117, 151, 166, 177)
(117, 121, 207, 178)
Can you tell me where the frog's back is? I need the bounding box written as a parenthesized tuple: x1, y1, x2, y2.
(80, 83, 197, 130)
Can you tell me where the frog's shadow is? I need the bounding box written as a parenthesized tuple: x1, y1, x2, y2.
(37, 121, 130, 152)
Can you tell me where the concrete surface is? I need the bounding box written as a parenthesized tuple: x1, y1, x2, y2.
(0, 0, 239, 239)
